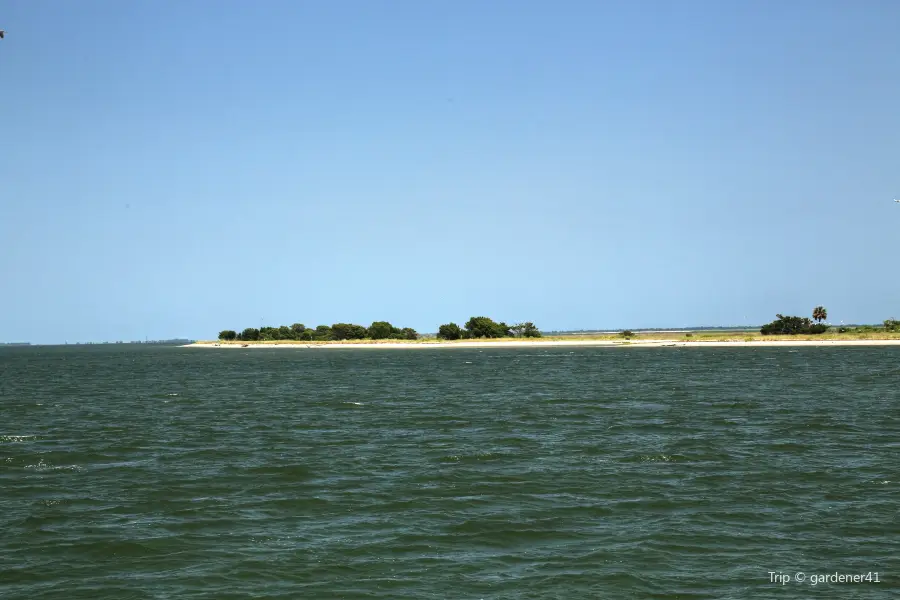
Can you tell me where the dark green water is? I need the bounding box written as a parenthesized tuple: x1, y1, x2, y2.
(1, 345, 897, 599)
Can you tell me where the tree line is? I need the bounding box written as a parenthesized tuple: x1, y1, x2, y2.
(436, 317, 541, 340)
(760, 306, 900, 335)
(760, 305, 829, 335)
(218, 316, 542, 342)
(219, 321, 419, 342)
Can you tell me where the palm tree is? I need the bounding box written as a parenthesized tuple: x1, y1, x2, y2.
(812, 306, 827, 323)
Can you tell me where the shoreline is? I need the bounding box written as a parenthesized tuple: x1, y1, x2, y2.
(183, 339, 900, 349)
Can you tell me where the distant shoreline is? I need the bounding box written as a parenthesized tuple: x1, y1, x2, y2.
(184, 338, 900, 349)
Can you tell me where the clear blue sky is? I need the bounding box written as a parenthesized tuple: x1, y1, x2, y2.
(2, 1, 898, 343)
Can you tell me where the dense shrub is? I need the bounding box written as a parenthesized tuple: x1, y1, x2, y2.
(465, 316, 511, 338)
(223, 316, 533, 342)
(760, 314, 829, 335)
(437, 323, 463, 340)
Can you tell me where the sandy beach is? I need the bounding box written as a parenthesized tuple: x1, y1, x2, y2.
(184, 339, 900, 349)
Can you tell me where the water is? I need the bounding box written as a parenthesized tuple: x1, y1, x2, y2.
(1, 345, 897, 598)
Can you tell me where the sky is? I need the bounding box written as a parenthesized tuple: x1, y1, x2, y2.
(1, 0, 899, 343)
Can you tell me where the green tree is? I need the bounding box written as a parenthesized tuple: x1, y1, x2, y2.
(400, 327, 418, 340)
(812, 306, 827, 323)
(437, 323, 463, 340)
(367, 321, 393, 340)
(240, 327, 260, 341)
(522, 322, 542, 338)
(218, 330, 237, 341)
(313, 325, 334, 341)
(619, 330, 634, 339)
(761, 314, 828, 335)
(277, 325, 293, 340)
(290, 323, 306, 339)
(465, 316, 502, 338)
(884, 318, 900, 332)
(332, 323, 367, 340)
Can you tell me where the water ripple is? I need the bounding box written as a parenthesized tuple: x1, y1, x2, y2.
(0, 345, 897, 598)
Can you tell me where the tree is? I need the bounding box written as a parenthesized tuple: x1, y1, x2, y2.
(332, 323, 367, 340)
(290, 323, 306, 339)
(620, 330, 634, 339)
(313, 325, 334, 341)
(218, 330, 237, 341)
(884, 319, 900, 332)
(522, 322, 542, 338)
(367, 321, 393, 340)
(510, 322, 542, 338)
(438, 323, 463, 340)
(331, 323, 366, 340)
(240, 327, 260, 341)
(400, 327, 418, 340)
(465, 316, 503, 338)
(761, 314, 828, 335)
(812, 306, 827, 323)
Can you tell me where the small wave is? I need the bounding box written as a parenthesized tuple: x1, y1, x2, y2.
(626, 454, 680, 463)
(24, 460, 83, 472)
(1, 435, 36, 443)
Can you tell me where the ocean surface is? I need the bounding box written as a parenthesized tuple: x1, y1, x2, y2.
(1, 344, 897, 599)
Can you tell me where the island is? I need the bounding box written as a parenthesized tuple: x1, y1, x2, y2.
(184, 310, 900, 349)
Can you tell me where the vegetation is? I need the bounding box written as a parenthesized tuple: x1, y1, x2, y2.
(510, 322, 542, 338)
(437, 323, 463, 340)
(220, 321, 419, 342)
(757, 306, 832, 335)
(812, 306, 827, 323)
(436, 317, 542, 340)
(464, 316, 511, 338)
(211, 311, 900, 344)
(202, 326, 900, 346)
(217, 316, 543, 343)
(760, 314, 828, 335)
